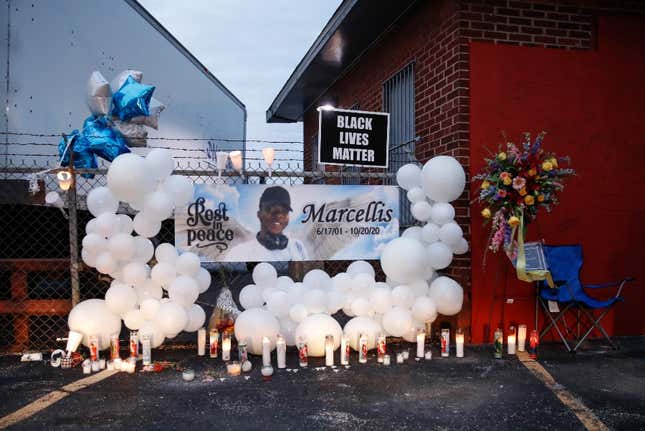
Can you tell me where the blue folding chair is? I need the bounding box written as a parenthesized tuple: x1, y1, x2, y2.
(537, 244, 634, 353)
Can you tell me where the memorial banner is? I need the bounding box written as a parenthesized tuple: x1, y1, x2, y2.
(175, 184, 400, 262)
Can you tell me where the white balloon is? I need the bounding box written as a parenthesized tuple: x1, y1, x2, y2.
(422, 155, 466, 203)
(234, 308, 280, 355)
(409, 280, 430, 298)
(326, 289, 346, 314)
(105, 283, 137, 315)
(82, 233, 108, 254)
(252, 262, 278, 286)
(140, 298, 161, 320)
(116, 214, 133, 235)
(266, 290, 290, 316)
(350, 297, 372, 317)
(143, 191, 174, 221)
(346, 261, 375, 278)
(139, 319, 165, 348)
(85, 218, 98, 235)
(123, 308, 145, 330)
(396, 163, 422, 191)
(239, 284, 264, 309)
(421, 223, 441, 243)
(162, 175, 194, 208)
(95, 212, 119, 238)
(145, 148, 175, 180)
(68, 299, 121, 349)
(288, 283, 307, 306)
(303, 269, 332, 291)
(411, 201, 433, 222)
(135, 278, 163, 303)
(279, 318, 298, 346)
(107, 233, 136, 262)
(412, 296, 438, 323)
(168, 276, 199, 307)
(429, 276, 464, 316)
(453, 237, 469, 255)
(155, 301, 188, 337)
(391, 285, 415, 308)
(343, 316, 383, 351)
(107, 153, 156, 204)
(95, 252, 118, 274)
(150, 262, 176, 287)
(195, 267, 211, 293)
(86, 187, 118, 217)
(439, 222, 463, 247)
(352, 273, 375, 298)
(184, 304, 206, 332)
(155, 243, 178, 263)
(275, 276, 294, 290)
(81, 248, 97, 267)
(133, 212, 161, 238)
(382, 307, 414, 337)
(401, 226, 424, 242)
(289, 303, 309, 323)
(430, 202, 456, 225)
(122, 262, 149, 286)
(380, 237, 427, 284)
(303, 289, 327, 314)
(332, 273, 353, 292)
(132, 236, 154, 263)
(406, 186, 426, 203)
(369, 285, 393, 314)
(427, 242, 453, 270)
(176, 252, 201, 276)
(295, 314, 342, 357)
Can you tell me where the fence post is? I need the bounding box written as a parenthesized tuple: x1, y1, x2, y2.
(64, 134, 81, 306)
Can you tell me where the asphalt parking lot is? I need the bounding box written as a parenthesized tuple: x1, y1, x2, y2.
(0, 337, 643, 430)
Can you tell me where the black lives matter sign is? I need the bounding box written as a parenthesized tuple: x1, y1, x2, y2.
(317, 108, 389, 168)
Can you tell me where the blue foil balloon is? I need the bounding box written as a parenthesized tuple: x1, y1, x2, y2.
(111, 75, 155, 121)
(79, 116, 130, 162)
(58, 130, 98, 178)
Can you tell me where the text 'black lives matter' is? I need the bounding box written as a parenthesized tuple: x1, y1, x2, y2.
(317, 108, 389, 168)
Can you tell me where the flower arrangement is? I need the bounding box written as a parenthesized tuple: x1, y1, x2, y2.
(474, 132, 575, 255)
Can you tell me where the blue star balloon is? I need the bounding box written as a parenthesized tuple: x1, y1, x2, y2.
(79, 116, 130, 162)
(58, 130, 98, 178)
(111, 75, 155, 121)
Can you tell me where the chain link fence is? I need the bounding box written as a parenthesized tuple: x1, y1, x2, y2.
(0, 162, 401, 353)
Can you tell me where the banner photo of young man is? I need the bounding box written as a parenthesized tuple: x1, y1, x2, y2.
(175, 184, 400, 262)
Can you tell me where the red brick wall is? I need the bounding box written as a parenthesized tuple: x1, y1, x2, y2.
(300, 0, 645, 340)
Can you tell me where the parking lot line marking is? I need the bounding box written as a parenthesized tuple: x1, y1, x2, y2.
(517, 351, 609, 431)
(0, 369, 118, 429)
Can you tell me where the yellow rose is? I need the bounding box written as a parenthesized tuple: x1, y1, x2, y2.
(549, 158, 558, 168)
(481, 208, 491, 219)
(524, 195, 535, 205)
(508, 216, 520, 227)
(537, 194, 545, 202)
(519, 187, 527, 196)
(542, 161, 553, 171)
(502, 176, 512, 186)
(481, 180, 490, 189)
(528, 168, 537, 177)
(498, 152, 507, 161)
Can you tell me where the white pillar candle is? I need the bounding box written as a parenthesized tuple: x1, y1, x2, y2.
(83, 362, 91, 374)
(114, 357, 123, 371)
(222, 332, 231, 361)
(383, 354, 391, 366)
(517, 324, 527, 352)
(197, 328, 206, 356)
(276, 334, 286, 369)
(99, 359, 106, 369)
(91, 361, 100, 372)
(456, 329, 465, 358)
(107, 360, 115, 370)
(325, 335, 334, 367)
(340, 335, 350, 365)
(508, 326, 517, 355)
(262, 336, 271, 366)
(416, 330, 426, 358)
(396, 353, 404, 363)
(402, 349, 410, 360)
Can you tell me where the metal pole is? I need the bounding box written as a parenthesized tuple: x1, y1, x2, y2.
(64, 134, 81, 306)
